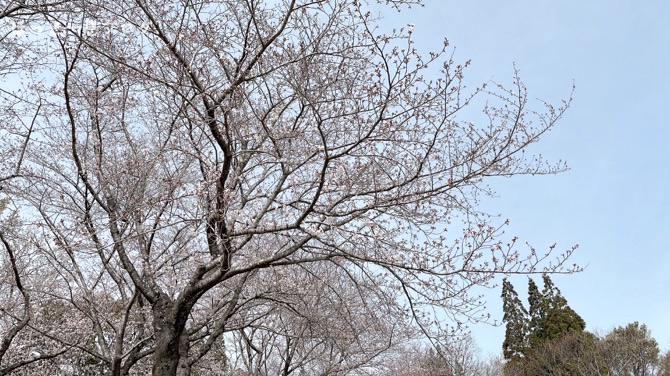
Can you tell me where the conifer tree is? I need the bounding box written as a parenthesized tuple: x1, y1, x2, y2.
(527, 275, 585, 348)
(502, 276, 589, 375)
(503, 275, 585, 358)
(501, 278, 528, 360)
(526, 277, 544, 348)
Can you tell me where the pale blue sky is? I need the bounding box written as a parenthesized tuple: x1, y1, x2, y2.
(385, 0, 670, 356)
(3, 0, 667, 361)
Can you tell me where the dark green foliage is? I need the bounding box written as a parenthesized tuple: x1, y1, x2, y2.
(501, 276, 667, 376)
(501, 276, 665, 376)
(527, 275, 585, 348)
(501, 278, 527, 361)
(501, 274, 586, 373)
(526, 278, 544, 348)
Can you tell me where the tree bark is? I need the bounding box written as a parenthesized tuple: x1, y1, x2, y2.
(151, 296, 191, 376)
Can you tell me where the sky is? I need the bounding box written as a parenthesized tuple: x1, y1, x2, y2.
(384, 0, 670, 357)
(1, 0, 667, 362)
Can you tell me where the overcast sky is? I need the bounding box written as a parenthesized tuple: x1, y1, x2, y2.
(384, 0, 670, 357)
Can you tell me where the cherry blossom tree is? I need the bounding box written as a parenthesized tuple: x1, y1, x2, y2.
(222, 263, 410, 375)
(0, 0, 577, 374)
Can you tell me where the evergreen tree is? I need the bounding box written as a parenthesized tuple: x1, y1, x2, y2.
(503, 277, 666, 376)
(527, 275, 585, 348)
(502, 276, 589, 376)
(501, 278, 528, 360)
(526, 277, 545, 348)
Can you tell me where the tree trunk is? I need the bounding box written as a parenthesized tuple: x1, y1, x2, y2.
(110, 358, 121, 376)
(151, 296, 191, 376)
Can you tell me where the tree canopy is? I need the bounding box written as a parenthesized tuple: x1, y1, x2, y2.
(501, 276, 668, 376)
(0, 0, 576, 374)
(527, 274, 585, 347)
(502, 275, 585, 373)
(603, 322, 660, 376)
(501, 278, 527, 361)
